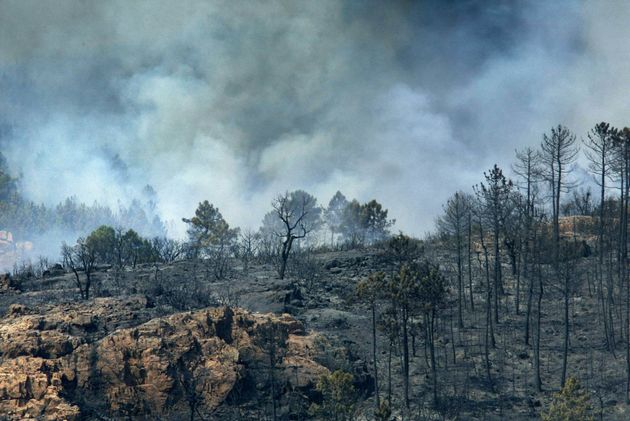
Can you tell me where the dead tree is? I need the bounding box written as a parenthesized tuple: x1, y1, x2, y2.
(437, 191, 470, 327)
(540, 125, 578, 388)
(513, 147, 542, 334)
(615, 128, 630, 403)
(238, 228, 259, 274)
(61, 238, 96, 300)
(475, 165, 513, 324)
(540, 125, 578, 267)
(584, 122, 617, 352)
(473, 199, 495, 392)
(533, 226, 544, 393)
(271, 191, 320, 279)
(357, 272, 387, 410)
(255, 320, 288, 421)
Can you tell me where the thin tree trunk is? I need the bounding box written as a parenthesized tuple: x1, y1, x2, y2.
(524, 272, 534, 346)
(561, 268, 569, 387)
(429, 311, 438, 406)
(625, 145, 630, 402)
(493, 216, 501, 324)
(479, 216, 495, 391)
(402, 306, 410, 409)
(371, 304, 380, 408)
(515, 249, 521, 315)
(626, 254, 630, 403)
(598, 147, 612, 351)
(599, 271, 612, 352)
(457, 227, 464, 327)
(271, 357, 277, 421)
(387, 341, 392, 405)
(468, 211, 475, 311)
(534, 264, 543, 392)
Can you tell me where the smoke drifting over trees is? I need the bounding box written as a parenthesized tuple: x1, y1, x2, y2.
(2, 1, 630, 237)
(5, 2, 630, 419)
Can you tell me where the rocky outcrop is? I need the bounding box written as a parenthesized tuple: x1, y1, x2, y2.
(0, 297, 328, 420)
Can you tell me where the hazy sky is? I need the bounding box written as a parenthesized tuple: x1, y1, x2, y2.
(1, 0, 629, 237)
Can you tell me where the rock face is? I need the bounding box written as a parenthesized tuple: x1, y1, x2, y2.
(0, 297, 328, 420)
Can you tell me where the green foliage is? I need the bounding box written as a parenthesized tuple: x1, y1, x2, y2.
(362, 199, 394, 243)
(0, 155, 165, 240)
(0, 195, 53, 238)
(416, 263, 447, 314)
(541, 377, 593, 421)
(183, 201, 238, 251)
(386, 232, 422, 266)
(0, 153, 14, 199)
(357, 271, 386, 304)
(375, 400, 391, 421)
(340, 199, 364, 245)
(340, 198, 394, 246)
(0, 171, 16, 202)
(386, 260, 446, 317)
(0, 189, 165, 242)
(325, 191, 348, 243)
(122, 229, 154, 267)
(308, 370, 357, 421)
(81, 226, 169, 268)
(390, 263, 422, 308)
(475, 164, 513, 224)
(183, 201, 239, 278)
(86, 225, 116, 264)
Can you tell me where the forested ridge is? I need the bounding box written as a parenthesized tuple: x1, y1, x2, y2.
(3, 122, 630, 420)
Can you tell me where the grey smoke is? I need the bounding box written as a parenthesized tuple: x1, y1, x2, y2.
(1, 0, 629, 238)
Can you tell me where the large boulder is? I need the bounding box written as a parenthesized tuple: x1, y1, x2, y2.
(0, 297, 329, 420)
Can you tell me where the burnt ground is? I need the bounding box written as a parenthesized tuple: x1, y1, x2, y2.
(1, 245, 629, 420)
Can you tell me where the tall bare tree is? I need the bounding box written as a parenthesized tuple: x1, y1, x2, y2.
(614, 128, 630, 403)
(476, 165, 513, 324)
(271, 190, 321, 279)
(357, 271, 387, 410)
(437, 191, 470, 327)
(472, 198, 495, 392)
(540, 125, 578, 387)
(540, 125, 578, 263)
(513, 147, 542, 343)
(61, 237, 97, 300)
(584, 122, 617, 351)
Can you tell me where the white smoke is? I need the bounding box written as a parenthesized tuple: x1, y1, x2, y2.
(1, 1, 629, 238)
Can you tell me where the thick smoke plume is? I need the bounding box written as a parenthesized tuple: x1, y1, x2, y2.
(1, 1, 629, 237)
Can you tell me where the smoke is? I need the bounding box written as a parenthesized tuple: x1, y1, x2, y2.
(1, 0, 629, 238)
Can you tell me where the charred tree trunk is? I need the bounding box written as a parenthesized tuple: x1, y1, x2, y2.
(371, 303, 380, 409)
(534, 266, 543, 392)
(402, 305, 410, 409)
(468, 211, 475, 311)
(479, 215, 495, 391)
(561, 265, 570, 387)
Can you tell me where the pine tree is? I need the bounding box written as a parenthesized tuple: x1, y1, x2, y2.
(541, 377, 593, 421)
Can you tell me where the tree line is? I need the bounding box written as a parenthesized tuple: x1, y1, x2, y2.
(181, 190, 395, 281)
(348, 122, 630, 419)
(0, 153, 166, 241)
(52, 189, 395, 303)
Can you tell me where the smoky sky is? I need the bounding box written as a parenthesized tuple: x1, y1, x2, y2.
(1, 0, 629, 237)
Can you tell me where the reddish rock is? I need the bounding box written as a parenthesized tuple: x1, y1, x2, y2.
(0, 297, 328, 420)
